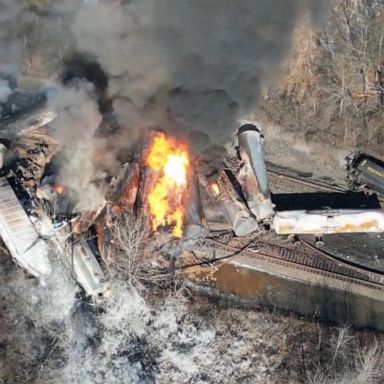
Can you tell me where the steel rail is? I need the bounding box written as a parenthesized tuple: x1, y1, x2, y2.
(267, 168, 384, 204)
(188, 237, 384, 290)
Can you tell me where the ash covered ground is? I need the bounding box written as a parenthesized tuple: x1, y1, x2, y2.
(1, 246, 384, 384)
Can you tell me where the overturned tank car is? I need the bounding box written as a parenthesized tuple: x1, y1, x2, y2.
(237, 124, 275, 221)
(273, 209, 384, 235)
(347, 152, 384, 195)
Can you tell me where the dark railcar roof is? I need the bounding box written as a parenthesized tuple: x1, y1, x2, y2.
(356, 156, 384, 193)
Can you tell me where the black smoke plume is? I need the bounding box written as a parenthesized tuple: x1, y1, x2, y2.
(0, 0, 329, 208)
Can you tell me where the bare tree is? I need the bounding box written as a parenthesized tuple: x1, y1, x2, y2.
(101, 212, 149, 286)
(331, 324, 354, 364)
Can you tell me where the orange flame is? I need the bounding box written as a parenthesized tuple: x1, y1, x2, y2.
(211, 182, 220, 196)
(146, 132, 189, 237)
(54, 184, 65, 195)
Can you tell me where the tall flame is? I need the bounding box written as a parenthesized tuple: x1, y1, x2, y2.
(146, 132, 190, 237)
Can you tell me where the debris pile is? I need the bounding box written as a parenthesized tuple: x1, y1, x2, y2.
(1, 86, 384, 299)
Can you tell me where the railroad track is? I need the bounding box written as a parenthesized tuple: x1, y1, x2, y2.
(180, 166, 384, 289)
(193, 236, 384, 291)
(267, 169, 346, 193)
(267, 168, 384, 205)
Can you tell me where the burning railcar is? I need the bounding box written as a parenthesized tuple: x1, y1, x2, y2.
(130, 131, 192, 238)
(206, 172, 258, 237)
(2, 84, 384, 302)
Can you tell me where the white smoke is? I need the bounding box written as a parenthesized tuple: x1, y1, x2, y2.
(47, 81, 106, 211)
(0, 78, 11, 114)
(0, 79, 11, 103)
(0, 1, 23, 75)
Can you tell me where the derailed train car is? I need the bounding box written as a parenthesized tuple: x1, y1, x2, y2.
(273, 209, 384, 235)
(347, 152, 384, 194)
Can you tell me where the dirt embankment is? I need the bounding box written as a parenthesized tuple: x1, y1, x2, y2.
(260, 0, 384, 160)
(1, 252, 384, 384)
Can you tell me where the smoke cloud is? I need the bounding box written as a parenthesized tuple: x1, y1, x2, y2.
(0, 0, 329, 208)
(47, 81, 106, 211)
(0, 1, 23, 75)
(72, 0, 329, 148)
(0, 79, 11, 112)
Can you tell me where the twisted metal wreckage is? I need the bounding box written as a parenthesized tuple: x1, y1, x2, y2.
(1, 87, 384, 298)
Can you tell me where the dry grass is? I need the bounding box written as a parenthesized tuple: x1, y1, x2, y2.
(308, 325, 384, 384)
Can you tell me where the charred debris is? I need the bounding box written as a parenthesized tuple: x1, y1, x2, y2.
(1, 86, 384, 299)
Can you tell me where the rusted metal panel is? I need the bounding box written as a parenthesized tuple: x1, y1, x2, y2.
(108, 161, 140, 210)
(183, 171, 205, 241)
(70, 202, 106, 234)
(0, 177, 51, 277)
(121, 162, 140, 209)
(208, 172, 258, 237)
(273, 209, 384, 235)
(237, 124, 274, 221)
(134, 131, 162, 214)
